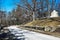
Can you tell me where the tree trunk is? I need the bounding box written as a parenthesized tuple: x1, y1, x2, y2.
(33, 12, 35, 21)
(48, 5, 50, 18)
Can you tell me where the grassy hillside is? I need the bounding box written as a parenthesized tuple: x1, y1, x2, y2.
(24, 17, 60, 28)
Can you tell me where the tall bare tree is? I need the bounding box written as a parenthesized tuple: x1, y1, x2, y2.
(19, 0, 40, 21)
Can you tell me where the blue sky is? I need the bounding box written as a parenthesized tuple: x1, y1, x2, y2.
(0, 0, 60, 12)
(0, 0, 20, 12)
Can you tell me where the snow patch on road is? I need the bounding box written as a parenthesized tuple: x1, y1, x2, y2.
(8, 25, 60, 40)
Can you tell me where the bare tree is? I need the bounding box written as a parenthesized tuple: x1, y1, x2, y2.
(0, 10, 6, 25)
(57, 3, 60, 14)
(19, 0, 40, 21)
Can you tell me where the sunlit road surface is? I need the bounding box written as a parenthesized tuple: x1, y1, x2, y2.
(8, 25, 60, 40)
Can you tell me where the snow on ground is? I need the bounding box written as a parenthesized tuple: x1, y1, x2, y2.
(8, 25, 60, 40)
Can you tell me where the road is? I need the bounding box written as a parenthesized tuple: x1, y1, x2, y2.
(8, 25, 60, 40)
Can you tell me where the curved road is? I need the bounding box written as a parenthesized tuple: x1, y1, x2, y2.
(8, 25, 60, 40)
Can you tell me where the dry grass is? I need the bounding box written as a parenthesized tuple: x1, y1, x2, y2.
(24, 18, 60, 28)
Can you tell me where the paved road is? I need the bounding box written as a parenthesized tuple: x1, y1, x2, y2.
(8, 25, 60, 40)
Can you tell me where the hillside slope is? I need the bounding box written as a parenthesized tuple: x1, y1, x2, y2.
(24, 17, 60, 28)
